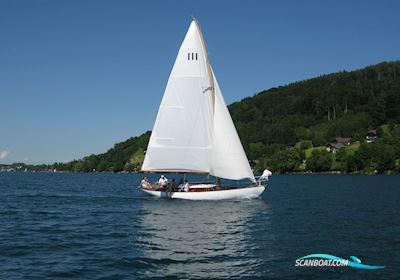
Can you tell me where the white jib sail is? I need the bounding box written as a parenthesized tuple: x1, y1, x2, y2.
(209, 68, 256, 182)
(142, 20, 255, 182)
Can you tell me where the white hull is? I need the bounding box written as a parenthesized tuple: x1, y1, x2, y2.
(141, 185, 265, 200)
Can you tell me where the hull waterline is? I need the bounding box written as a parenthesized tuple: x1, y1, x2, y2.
(140, 185, 265, 200)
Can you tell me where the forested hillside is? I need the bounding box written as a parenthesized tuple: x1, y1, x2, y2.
(53, 61, 400, 174)
(53, 132, 150, 172)
(230, 61, 400, 173)
(231, 61, 400, 154)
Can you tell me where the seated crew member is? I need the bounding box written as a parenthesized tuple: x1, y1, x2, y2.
(158, 175, 168, 189)
(141, 176, 152, 190)
(183, 180, 190, 192)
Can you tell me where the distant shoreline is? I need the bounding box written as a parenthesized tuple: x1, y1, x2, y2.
(1, 169, 398, 176)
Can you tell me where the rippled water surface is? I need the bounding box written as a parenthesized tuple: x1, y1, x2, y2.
(0, 173, 399, 279)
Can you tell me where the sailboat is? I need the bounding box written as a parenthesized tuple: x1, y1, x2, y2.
(139, 20, 266, 200)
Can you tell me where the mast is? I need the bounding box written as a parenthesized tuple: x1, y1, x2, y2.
(194, 20, 215, 112)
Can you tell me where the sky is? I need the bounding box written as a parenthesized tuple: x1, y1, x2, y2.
(1, 0, 399, 164)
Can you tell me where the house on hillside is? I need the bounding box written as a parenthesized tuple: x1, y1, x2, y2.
(326, 137, 352, 153)
(334, 137, 351, 146)
(366, 129, 377, 143)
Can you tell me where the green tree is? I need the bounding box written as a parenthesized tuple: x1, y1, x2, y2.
(299, 140, 313, 150)
(346, 154, 365, 172)
(248, 142, 265, 159)
(306, 150, 332, 172)
(97, 160, 109, 172)
(129, 148, 145, 168)
(113, 162, 124, 173)
(375, 144, 395, 173)
(270, 147, 302, 173)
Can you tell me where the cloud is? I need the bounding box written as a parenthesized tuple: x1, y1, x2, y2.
(0, 150, 10, 160)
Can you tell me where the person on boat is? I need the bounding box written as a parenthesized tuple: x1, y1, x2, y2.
(170, 178, 177, 192)
(260, 169, 272, 181)
(164, 178, 176, 194)
(141, 176, 152, 190)
(158, 175, 168, 188)
(182, 180, 190, 192)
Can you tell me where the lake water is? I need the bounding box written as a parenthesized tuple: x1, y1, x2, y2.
(0, 173, 398, 279)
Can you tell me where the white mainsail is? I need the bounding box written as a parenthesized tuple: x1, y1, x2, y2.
(141, 20, 214, 173)
(142, 20, 255, 182)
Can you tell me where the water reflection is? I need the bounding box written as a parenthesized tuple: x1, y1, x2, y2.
(135, 198, 272, 279)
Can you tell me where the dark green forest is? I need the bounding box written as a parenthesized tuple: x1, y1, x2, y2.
(52, 131, 151, 173)
(50, 61, 400, 174)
